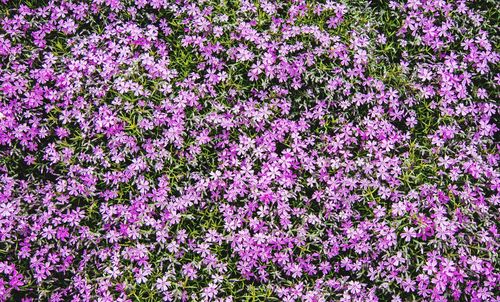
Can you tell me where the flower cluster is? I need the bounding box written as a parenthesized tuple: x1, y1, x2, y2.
(0, 0, 498, 301)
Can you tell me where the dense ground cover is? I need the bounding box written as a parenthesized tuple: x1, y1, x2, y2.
(0, 0, 499, 301)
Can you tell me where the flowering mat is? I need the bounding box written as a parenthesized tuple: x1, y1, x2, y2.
(0, 0, 499, 301)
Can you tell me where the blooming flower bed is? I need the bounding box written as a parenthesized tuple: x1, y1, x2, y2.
(0, 0, 498, 301)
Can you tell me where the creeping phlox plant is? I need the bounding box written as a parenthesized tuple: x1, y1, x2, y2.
(0, 0, 498, 301)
